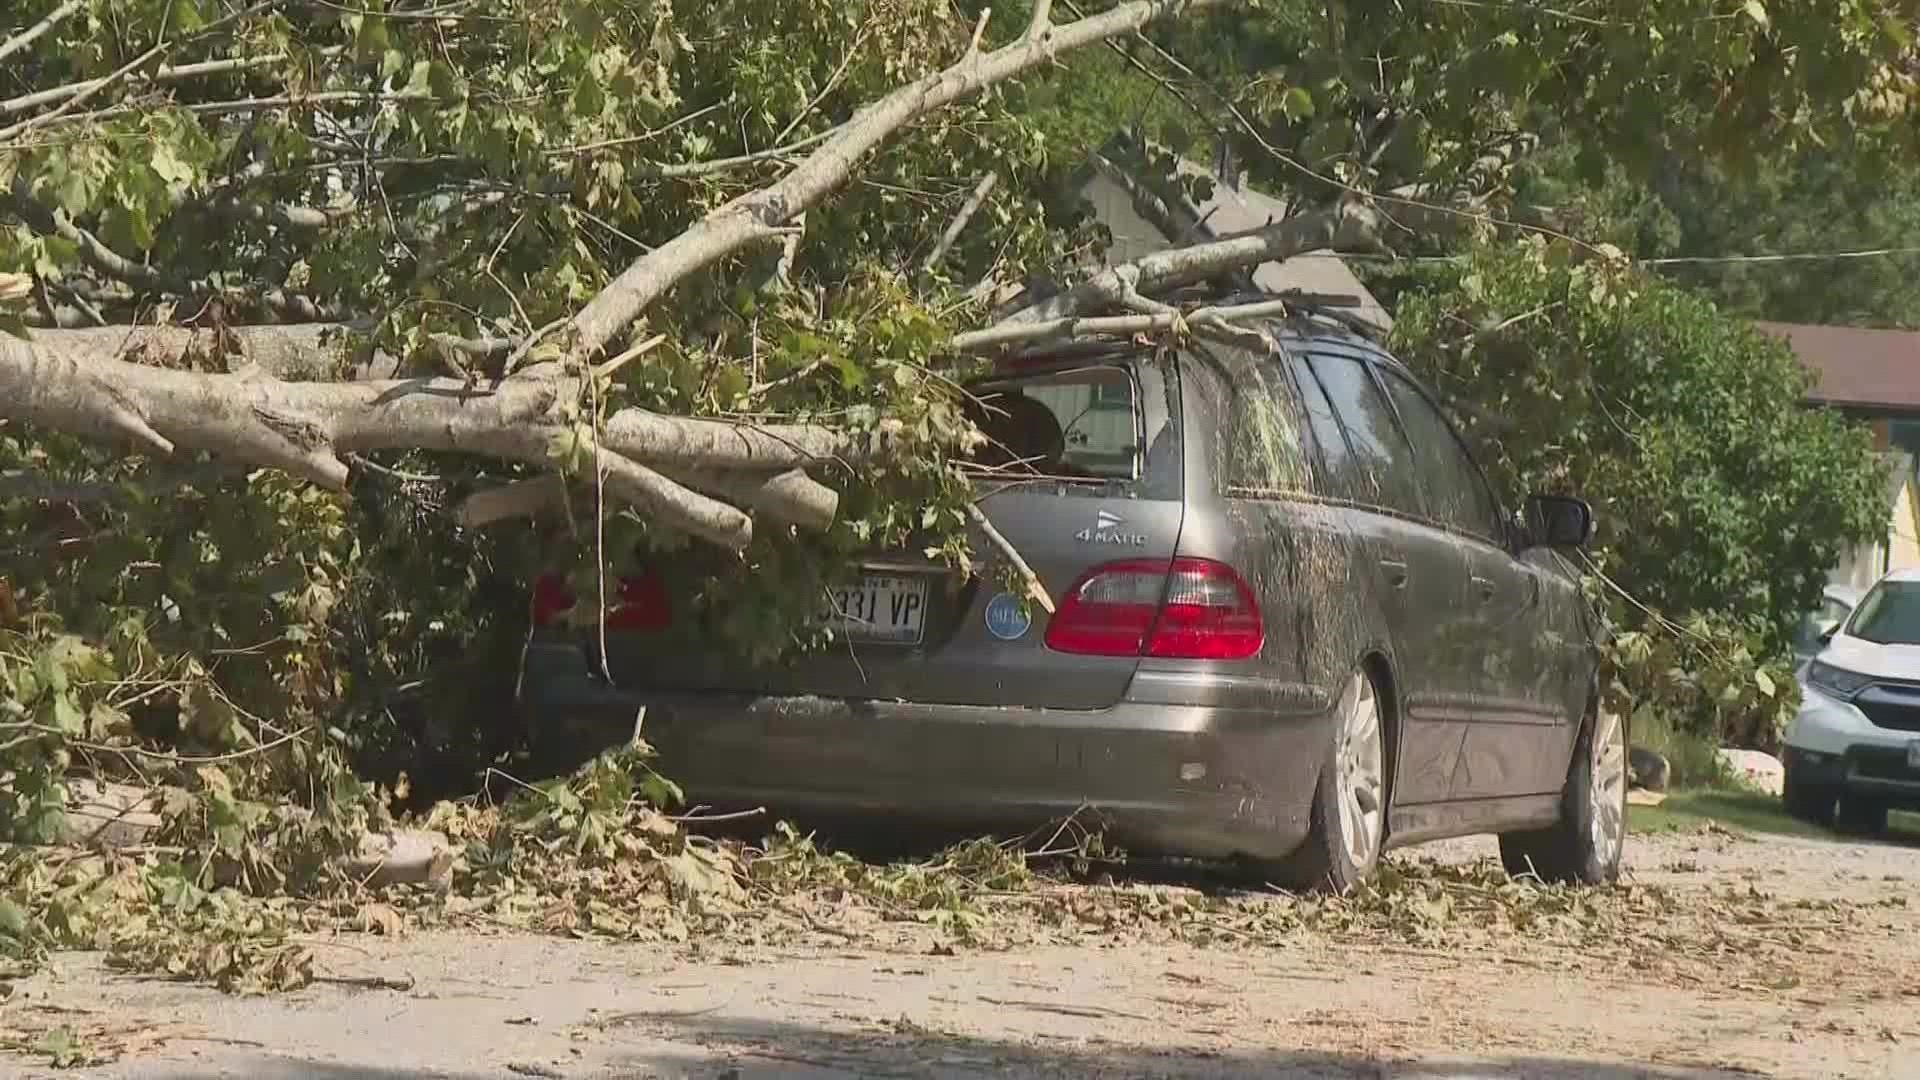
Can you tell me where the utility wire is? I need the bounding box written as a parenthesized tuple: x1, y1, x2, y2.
(1642, 246, 1920, 266)
(1280, 245, 1920, 268)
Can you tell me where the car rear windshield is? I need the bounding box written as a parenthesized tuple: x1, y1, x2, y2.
(962, 365, 1142, 482)
(1846, 581, 1920, 645)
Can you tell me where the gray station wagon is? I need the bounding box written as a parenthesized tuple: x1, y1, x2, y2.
(519, 311, 1621, 891)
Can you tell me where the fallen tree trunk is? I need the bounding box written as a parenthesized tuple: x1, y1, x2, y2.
(970, 200, 1385, 339)
(0, 326, 858, 547)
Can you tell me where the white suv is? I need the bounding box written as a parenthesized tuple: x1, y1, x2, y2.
(1786, 570, 1920, 832)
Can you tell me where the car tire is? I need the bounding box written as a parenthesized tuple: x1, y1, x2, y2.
(1835, 794, 1888, 835)
(1267, 667, 1389, 894)
(1498, 704, 1627, 885)
(1781, 759, 1837, 826)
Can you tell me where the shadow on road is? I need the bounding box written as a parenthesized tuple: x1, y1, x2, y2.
(136, 1021, 1771, 1080)
(607, 1013, 1770, 1079)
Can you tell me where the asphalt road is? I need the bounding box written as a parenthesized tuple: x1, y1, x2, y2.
(8, 828, 1920, 1080)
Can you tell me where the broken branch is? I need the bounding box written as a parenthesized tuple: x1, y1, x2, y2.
(0, 0, 86, 64)
(923, 173, 999, 273)
(0, 326, 871, 548)
(458, 474, 567, 529)
(991, 201, 1382, 328)
(666, 466, 838, 532)
(567, 0, 1218, 360)
(968, 502, 1055, 613)
(951, 297, 1299, 353)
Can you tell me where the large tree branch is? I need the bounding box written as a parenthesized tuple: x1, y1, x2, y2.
(4, 181, 352, 322)
(923, 172, 998, 273)
(5, 179, 172, 294)
(0, 0, 85, 64)
(0, 0, 1223, 560)
(0, 51, 339, 116)
(563, 0, 1216, 361)
(970, 200, 1383, 337)
(0, 326, 865, 548)
(0, 0, 281, 143)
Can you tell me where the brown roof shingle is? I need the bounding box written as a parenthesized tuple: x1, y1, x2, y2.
(1756, 321, 1920, 413)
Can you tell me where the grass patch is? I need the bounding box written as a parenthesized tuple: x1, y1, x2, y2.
(1631, 789, 1825, 839)
(1631, 788, 1920, 843)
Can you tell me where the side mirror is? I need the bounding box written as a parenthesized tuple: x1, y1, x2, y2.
(1523, 494, 1595, 549)
(1817, 619, 1841, 645)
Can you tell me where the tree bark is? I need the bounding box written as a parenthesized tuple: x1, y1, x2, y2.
(0, 325, 858, 547)
(983, 201, 1383, 331)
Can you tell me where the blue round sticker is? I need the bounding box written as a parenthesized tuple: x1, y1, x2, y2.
(984, 592, 1032, 641)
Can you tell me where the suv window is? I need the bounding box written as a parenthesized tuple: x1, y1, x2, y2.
(1305, 353, 1425, 518)
(1378, 369, 1505, 540)
(1847, 581, 1920, 645)
(964, 365, 1140, 481)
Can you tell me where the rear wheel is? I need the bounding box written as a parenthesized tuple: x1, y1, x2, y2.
(1499, 705, 1626, 885)
(1270, 668, 1388, 894)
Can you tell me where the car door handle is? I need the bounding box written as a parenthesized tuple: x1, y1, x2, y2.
(1379, 559, 1409, 590)
(1473, 575, 1496, 602)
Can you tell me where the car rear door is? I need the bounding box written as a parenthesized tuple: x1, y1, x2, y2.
(1371, 363, 1570, 797)
(1298, 347, 1480, 807)
(597, 350, 1187, 711)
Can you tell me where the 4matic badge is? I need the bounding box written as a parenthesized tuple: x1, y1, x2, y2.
(1076, 509, 1148, 546)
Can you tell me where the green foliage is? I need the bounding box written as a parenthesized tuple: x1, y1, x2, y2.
(1604, 614, 1802, 755)
(1383, 242, 1885, 746)
(1519, 145, 1920, 328)
(1132, 0, 1920, 215)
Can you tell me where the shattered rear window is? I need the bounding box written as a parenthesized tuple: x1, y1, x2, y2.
(963, 366, 1141, 481)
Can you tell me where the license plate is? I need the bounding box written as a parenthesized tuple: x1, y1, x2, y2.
(827, 574, 928, 645)
(1908, 741, 1920, 770)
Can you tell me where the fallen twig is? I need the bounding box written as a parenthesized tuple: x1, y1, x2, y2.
(966, 501, 1055, 613)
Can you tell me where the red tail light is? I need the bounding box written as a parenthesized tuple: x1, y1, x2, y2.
(1044, 559, 1167, 656)
(1145, 559, 1265, 659)
(532, 574, 576, 626)
(1045, 558, 1263, 660)
(530, 572, 671, 631)
(605, 572, 671, 630)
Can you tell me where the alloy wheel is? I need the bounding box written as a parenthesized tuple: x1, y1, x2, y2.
(1336, 672, 1386, 869)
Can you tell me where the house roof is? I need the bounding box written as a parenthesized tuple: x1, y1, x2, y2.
(1755, 321, 1920, 413)
(1075, 141, 1393, 333)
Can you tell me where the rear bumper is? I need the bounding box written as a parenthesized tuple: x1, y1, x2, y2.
(520, 643, 1335, 861)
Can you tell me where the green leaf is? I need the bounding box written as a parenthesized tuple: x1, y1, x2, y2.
(149, 141, 194, 190)
(353, 13, 390, 61)
(1279, 86, 1315, 121)
(0, 896, 28, 938)
(51, 692, 84, 735)
(572, 73, 606, 118)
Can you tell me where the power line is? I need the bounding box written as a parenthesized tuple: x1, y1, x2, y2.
(1283, 245, 1920, 268)
(1644, 246, 1920, 266)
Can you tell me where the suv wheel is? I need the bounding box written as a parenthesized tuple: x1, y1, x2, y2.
(1271, 668, 1388, 893)
(1499, 705, 1626, 885)
(1781, 759, 1837, 826)
(1836, 794, 1888, 835)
